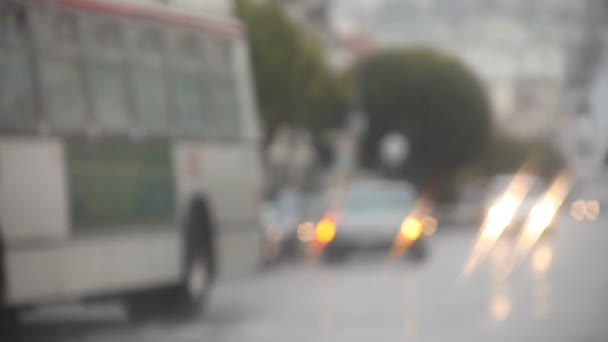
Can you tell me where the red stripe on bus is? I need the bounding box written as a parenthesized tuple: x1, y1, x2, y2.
(36, 0, 243, 37)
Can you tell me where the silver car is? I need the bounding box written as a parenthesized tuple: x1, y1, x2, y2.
(319, 180, 429, 261)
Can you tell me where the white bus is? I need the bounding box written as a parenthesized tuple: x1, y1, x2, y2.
(0, 0, 263, 324)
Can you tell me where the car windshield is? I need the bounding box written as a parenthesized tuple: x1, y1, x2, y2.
(345, 188, 414, 212)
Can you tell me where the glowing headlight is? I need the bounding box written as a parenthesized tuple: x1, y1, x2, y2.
(482, 196, 519, 240)
(487, 197, 518, 226)
(297, 222, 315, 242)
(315, 218, 336, 244)
(400, 217, 422, 241)
(529, 201, 556, 231)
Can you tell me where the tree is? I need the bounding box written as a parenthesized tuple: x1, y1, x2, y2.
(479, 135, 564, 180)
(236, 0, 301, 147)
(304, 67, 351, 166)
(356, 48, 492, 195)
(236, 0, 349, 158)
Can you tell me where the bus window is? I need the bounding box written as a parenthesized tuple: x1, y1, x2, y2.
(86, 19, 130, 129)
(91, 20, 123, 52)
(131, 27, 168, 129)
(174, 71, 208, 129)
(177, 32, 203, 61)
(134, 66, 167, 128)
(170, 31, 212, 131)
(214, 76, 241, 134)
(41, 58, 87, 128)
(91, 61, 129, 129)
(0, 4, 36, 124)
(38, 11, 87, 128)
(0, 3, 28, 43)
(138, 27, 163, 55)
(54, 13, 78, 45)
(35, 10, 79, 50)
(206, 37, 231, 69)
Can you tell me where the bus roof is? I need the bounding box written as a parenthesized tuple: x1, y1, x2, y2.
(35, 0, 243, 37)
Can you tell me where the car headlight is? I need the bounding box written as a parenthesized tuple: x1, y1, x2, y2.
(297, 222, 315, 242)
(400, 217, 422, 241)
(315, 218, 336, 244)
(480, 196, 520, 240)
(487, 199, 517, 227)
(528, 202, 556, 231)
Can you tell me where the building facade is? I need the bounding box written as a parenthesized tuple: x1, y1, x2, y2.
(562, 0, 608, 191)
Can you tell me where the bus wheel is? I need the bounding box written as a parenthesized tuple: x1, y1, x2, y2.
(169, 250, 211, 317)
(127, 199, 214, 321)
(125, 252, 211, 321)
(0, 307, 20, 338)
(0, 241, 20, 337)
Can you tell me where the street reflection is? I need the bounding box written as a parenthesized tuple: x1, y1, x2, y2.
(569, 199, 600, 221)
(403, 271, 419, 337)
(585, 200, 600, 221)
(490, 294, 512, 322)
(571, 200, 586, 221)
(532, 244, 553, 274)
(317, 267, 335, 338)
(463, 171, 533, 278)
(531, 242, 554, 319)
(508, 172, 569, 277)
(489, 240, 512, 322)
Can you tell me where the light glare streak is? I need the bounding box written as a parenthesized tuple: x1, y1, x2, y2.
(506, 172, 570, 278)
(462, 172, 534, 278)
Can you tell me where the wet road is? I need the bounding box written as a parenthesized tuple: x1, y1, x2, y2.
(14, 213, 608, 342)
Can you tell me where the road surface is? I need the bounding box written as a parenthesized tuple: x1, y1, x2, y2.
(13, 213, 608, 342)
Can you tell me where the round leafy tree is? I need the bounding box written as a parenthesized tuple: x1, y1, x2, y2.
(356, 48, 492, 192)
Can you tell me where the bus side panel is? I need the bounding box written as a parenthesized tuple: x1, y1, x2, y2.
(0, 138, 70, 243)
(66, 142, 176, 230)
(68, 231, 181, 296)
(2, 139, 182, 306)
(234, 39, 262, 142)
(0, 138, 69, 304)
(173, 142, 263, 278)
(204, 144, 263, 277)
(6, 231, 180, 305)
